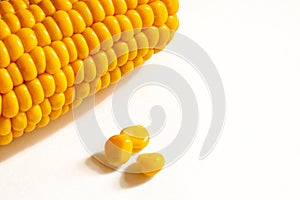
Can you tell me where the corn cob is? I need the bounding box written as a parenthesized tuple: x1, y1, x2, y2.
(0, 0, 179, 145)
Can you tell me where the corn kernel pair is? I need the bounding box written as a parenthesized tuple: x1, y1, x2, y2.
(104, 125, 164, 176)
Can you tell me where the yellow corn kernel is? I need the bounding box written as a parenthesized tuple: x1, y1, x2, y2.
(2, 90, 19, 118)
(16, 28, 38, 53)
(91, 22, 113, 51)
(82, 27, 100, 55)
(136, 4, 154, 27)
(85, 0, 105, 23)
(38, 0, 56, 16)
(135, 32, 149, 57)
(49, 93, 65, 110)
(120, 125, 150, 151)
(161, 0, 179, 15)
(109, 67, 121, 84)
(138, 0, 149, 4)
(72, 34, 89, 59)
(105, 134, 133, 166)
(0, 132, 13, 146)
(64, 87, 75, 105)
(149, 1, 168, 27)
(14, 84, 33, 112)
(71, 59, 84, 84)
(125, 0, 138, 9)
(15, 9, 36, 28)
(51, 41, 69, 67)
(83, 56, 97, 82)
(126, 10, 142, 35)
(73, 1, 93, 27)
(106, 48, 118, 71)
(89, 78, 101, 95)
(28, 4, 46, 23)
(30, 0, 43, 4)
(62, 65, 75, 87)
(53, 10, 73, 37)
(71, 98, 82, 109)
(2, 13, 21, 33)
(26, 105, 42, 124)
(32, 23, 51, 47)
(49, 107, 61, 120)
(51, 0, 72, 11)
(30, 46, 46, 74)
(92, 51, 108, 77)
(0, 40, 10, 68)
(43, 16, 63, 41)
(103, 16, 121, 42)
(0, 68, 13, 94)
(16, 53, 38, 81)
(38, 74, 56, 97)
(7, 63, 24, 86)
(0, 116, 11, 136)
(3, 34, 24, 62)
(36, 116, 50, 128)
(53, 70, 68, 93)
(75, 82, 90, 99)
(12, 129, 24, 138)
(0, 18, 11, 40)
(143, 48, 154, 61)
(61, 104, 69, 115)
(155, 24, 170, 50)
(67, 9, 86, 34)
(9, 0, 28, 11)
(120, 60, 134, 76)
(137, 153, 165, 176)
(133, 56, 144, 67)
(0, 1, 15, 15)
(116, 15, 134, 42)
(12, 112, 27, 131)
(99, 0, 115, 16)
(44, 46, 61, 74)
(143, 26, 159, 48)
(62, 37, 78, 63)
(113, 41, 129, 67)
(112, 0, 128, 15)
(165, 15, 179, 31)
(127, 37, 138, 60)
(25, 122, 36, 133)
(39, 98, 51, 116)
(100, 72, 110, 89)
(26, 78, 45, 105)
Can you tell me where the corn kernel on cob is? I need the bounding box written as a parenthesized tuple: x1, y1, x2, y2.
(0, 0, 179, 145)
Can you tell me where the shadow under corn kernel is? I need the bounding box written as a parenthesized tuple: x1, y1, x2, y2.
(0, 85, 115, 162)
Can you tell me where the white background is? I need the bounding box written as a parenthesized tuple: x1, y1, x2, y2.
(1, 0, 300, 199)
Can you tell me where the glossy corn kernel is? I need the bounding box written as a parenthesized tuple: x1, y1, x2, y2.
(0, 0, 179, 145)
(120, 125, 150, 152)
(105, 134, 133, 166)
(137, 153, 165, 176)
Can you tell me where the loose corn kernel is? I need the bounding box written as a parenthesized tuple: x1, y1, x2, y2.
(137, 153, 165, 176)
(105, 134, 133, 166)
(120, 125, 150, 152)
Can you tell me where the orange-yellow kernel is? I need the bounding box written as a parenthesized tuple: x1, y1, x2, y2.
(43, 16, 63, 41)
(0, 41, 10, 68)
(125, 0, 138, 9)
(143, 48, 154, 61)
(0, 116, 11, 136)
(61, 104, 69, 115)
(85, 0, 105, 22)
(51, 41, 69, 67)
(136, 5, 154, 27)
(28, 4, 46, 22)
(53, 70, 68, 93)
(99, 0, 115, 16)
(82, 27, 100, 55)
(137, 153, 165, 176)
(2, 13, 21, 33)
(103, 16, 121, 42)
(16, 28, 38, 52)
(121, 125, 150, 151)
(83, 56, 97, 82)
(62, 37, 78, 63)
(67, 10, 86, 34)
(133, 56, 144, 67)
(100, 72, 111, 89)
(0, 95, 1, 115)
(49, 108, 62, 120)
(14, 84, 32, 112)
(109, 67, 122, 84)
(72, 34, 89, 59)
(44, 46, 61, 74)
(0, 18, 11, 40)
(49, 93, 65, 110)
(0, 1, 15, 15)
(74, 82, 90, 99)
(26, 105, 42, 124)
(92, 51, 108, 77)
(16, 53, 38, 81)
(38, 73, 56, 97)
(120, 60, 134, 76)
(115, 15, 134, 41)
(6, 63, 23, 86)
(32, 23, 51, 47)
(71, 60, 84, 84)
(38, 0, 56, 16)
(106, 48, 118, 71)
(30, 0, 43, 4)
(113, 41, 129, 67)
(161, 0, 179, 15)
(105, 134, 133, 166)
(36, 116, 50, 128)
(24, 122, 36, 133)
(53, 10, 73, 37)
(9, 0, 28, 11)
(125, 10, 142, 34)
(135, 32, 149, 57)
(91, 22, 113, 51)
(73, 1, 93, 27)
(112, 0, 127, 15)
(3, 34, 24, 61)
(138, 0, 149, 4)
(0, 68, 13, 94)
(26, 78, 45, 105)
(30, 46, 46, 74)
(127, 37, 138, 60)
(15, 9, 36, 28)
(149, 1, 168, 27)
(0, 132, 13, 145)
(39, 99, 51, 116)
(62, 65, 75, 87)
(51, 0, 72, 11)
(12, 129, 24, 138)
(2, 91, 19, 118)
(89, 78, 101, 95)
(165, 15, 179, 31)
(64, 87, 75, 105)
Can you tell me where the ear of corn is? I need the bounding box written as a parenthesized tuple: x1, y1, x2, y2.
(0, 0, 179, 145)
